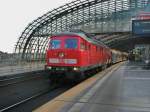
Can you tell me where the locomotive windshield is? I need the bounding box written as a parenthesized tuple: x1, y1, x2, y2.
(65, 38, 78, 49)
(50, 39, 61, 49)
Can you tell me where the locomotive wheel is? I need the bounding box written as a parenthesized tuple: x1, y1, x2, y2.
(73, 72, 85, 82)
(49, 73, 59, 84)
(80, 72, 86, 80)
(102, 64, 107, 70)
(85, 70, 92, 77)
(49, 72, 65, 84)
(49, 75, 56, 84)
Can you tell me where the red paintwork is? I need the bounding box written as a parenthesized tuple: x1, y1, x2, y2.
(46, 34, 112, 70)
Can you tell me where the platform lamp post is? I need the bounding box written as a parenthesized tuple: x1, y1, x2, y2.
(37, 37, 40, 64)
(29, 38, 34, 71)
(36, 37, 40, 68)
(10, 53, 14, 72)
(18, 45, 21, 65)
(27, 38, 32, 71)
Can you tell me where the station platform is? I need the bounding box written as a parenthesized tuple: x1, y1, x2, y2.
(34, 62, 150, 112)
(0, 63, 45, 77)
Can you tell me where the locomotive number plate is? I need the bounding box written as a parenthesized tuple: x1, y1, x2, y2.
(49, 58, 77, 64)
(64, 59, 77, 64)
(49, 58, 59, 63)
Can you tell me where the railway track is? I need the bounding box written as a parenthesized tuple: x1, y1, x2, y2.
(0, 74, 47, 87)
(0, 70, 49, 87)
(0, 81, 78, 112)
(0, 70, 79, 112)
(0, 84, 60, 112)
(0, 70, 51, 112)
(0, 65, 111, 112)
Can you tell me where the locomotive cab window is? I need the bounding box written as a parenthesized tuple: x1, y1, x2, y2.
(50, 39, 61, 49)
(65, 38, 78, 49)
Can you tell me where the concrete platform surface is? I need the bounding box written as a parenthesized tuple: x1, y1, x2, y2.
(34, 62, 150, 112)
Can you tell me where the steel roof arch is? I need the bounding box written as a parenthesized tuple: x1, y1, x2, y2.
(14, 0, 150, 61)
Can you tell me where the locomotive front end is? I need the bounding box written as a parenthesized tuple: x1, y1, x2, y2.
(45, 35, 81, 73)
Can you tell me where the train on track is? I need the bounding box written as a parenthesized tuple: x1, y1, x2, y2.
(45, 30, 127, 80)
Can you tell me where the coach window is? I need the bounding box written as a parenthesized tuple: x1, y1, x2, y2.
(50, 40, 61, 49)
(65, 38, 78, 49)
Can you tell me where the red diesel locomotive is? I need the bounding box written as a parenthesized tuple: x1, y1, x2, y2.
(45, 31, 112, 79)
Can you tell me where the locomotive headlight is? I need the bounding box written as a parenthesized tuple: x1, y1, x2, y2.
(47, 66, 52, 69)
(73, 67, 79, 71)
(145, 60, 149, 64)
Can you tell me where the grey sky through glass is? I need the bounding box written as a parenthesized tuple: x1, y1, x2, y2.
(0, 0, 73, 53)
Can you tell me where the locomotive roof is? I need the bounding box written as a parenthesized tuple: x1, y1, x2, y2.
(52, 31, 108, 48)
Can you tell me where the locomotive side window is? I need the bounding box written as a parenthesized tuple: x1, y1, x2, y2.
(65, 38, 78, 49)
(80, 43, 86, 50)
(96, 46, 98, 52)
(88, 45, 91, 50)
(50, 40, 61, 49)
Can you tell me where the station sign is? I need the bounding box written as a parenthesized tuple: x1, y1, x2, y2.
(132, 19, 150, 36)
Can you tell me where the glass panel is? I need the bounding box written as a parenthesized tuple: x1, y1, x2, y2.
(80, 43, 86, 50)
(65, 38, 78, 49)
(50, 40, 61, 49)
